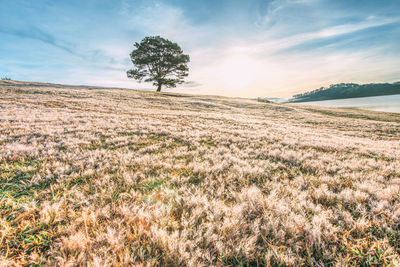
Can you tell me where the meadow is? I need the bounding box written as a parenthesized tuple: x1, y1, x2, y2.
(1, 80, 399, 266)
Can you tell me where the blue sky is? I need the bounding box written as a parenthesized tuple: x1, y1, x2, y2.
(1, 0, 399, 97)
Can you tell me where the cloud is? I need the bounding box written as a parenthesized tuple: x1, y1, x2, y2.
(120, 1, 184, 36)
(0, 25, 79, 57)
(175, 2, 400, 97)
(182, 81, 201, 88)
(247, 17, 400, 57)
(0, 21, 131, 82)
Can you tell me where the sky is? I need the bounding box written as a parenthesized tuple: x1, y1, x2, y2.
(1, 0, 400, 97)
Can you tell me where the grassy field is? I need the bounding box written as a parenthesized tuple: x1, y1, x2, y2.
(1, 80, 400, 266)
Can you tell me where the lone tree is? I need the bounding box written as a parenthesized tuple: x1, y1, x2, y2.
(127, 36, 190, 92)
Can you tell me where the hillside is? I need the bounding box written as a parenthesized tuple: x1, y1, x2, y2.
(290, 82, 400, 102)
(1, 81, 400, 266)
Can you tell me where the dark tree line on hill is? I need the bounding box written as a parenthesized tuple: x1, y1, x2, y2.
(290, 82, 400, 102)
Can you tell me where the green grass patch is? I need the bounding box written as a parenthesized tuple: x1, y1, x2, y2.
(140, 179, 164, 193)
(0, 158, 57, 264)
(78, 133, 190, 153)
(0, 217, 54, 263)
(0, 158, 42, 201)
(201, 138, 216, 149)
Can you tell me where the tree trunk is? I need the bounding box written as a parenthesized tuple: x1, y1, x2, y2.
(157, 84, 162, 92)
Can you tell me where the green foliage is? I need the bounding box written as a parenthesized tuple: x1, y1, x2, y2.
(127, 36, 190, 92)
(1, 77, 11, 80)
(256, 97, 271, 103)
(290, 82, 400, 102)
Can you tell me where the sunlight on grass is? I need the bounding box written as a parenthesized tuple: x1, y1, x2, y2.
(0, 82, 399, 265)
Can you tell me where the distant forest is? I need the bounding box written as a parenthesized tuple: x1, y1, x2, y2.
(289, 82, 400, 102)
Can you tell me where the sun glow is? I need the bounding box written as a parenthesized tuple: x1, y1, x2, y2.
(219, 55, 258, 89)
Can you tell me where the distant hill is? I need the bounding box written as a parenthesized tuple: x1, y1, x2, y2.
(289, 82, 400, 103)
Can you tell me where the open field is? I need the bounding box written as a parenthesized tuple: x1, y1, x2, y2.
(1, 80, 400, 266)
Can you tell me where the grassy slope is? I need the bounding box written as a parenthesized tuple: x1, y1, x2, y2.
(1, 80, 400, 266)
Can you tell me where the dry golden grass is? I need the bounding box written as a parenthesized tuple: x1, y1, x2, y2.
(1, 80, 400, 266)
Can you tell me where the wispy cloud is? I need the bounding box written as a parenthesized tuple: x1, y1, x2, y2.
(243, 16, 400, 56)
(0, 25, 79, 56)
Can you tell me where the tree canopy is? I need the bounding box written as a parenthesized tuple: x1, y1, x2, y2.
(127, 36, 190, 92)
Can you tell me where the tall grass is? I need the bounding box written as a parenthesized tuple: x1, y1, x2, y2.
(0, 82, 399, 265)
